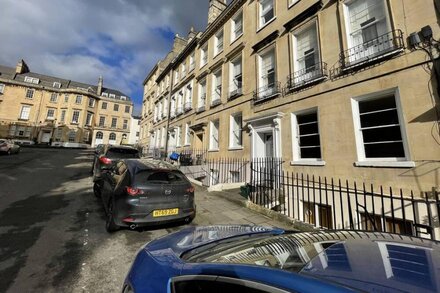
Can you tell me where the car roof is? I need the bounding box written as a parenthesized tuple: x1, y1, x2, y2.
(123, 159, 179, 174)
(105, 144, 138, 151)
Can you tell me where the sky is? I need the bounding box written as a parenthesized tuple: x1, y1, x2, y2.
(0, 0, 211, 115)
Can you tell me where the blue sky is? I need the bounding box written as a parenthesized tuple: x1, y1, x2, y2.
(0, 0, 210, 115)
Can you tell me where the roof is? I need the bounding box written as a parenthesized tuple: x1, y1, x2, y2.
(0, 64, 131, 101)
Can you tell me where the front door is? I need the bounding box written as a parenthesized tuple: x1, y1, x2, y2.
(263, 133, 273, 157)
(41, 131, 52, 143)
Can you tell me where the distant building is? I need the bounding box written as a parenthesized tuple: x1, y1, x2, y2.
(0, 59, 133, 147)
(128, 115, 141, 145)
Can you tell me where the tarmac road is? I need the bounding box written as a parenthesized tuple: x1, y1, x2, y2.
(0, 148, 285, 292)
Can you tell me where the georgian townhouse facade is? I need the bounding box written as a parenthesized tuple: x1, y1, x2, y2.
(0, 60, 133, 147)
(141, 0, 440, 194)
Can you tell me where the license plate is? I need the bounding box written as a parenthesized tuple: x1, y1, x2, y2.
(153, 208, 179, 217)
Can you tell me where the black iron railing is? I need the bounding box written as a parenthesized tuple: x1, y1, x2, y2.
(196, 106, 205, 113)
(211, 99, 221, 107)
(340, 29, 404, 69)
(253, 82, 281, 103)
(288, 62, 328, 90)
(250, 157, 439, 240)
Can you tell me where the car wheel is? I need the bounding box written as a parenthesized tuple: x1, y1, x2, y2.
(93, 181, 102, 198)
(105, 200, 119, 233)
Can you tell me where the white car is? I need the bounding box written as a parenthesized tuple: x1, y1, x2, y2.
(0, 139, 21, 155)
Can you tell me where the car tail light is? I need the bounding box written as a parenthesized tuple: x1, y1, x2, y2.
(186, 186, 195, 193)
(99, 156, 112, 165)
(126, 186, 144, 196)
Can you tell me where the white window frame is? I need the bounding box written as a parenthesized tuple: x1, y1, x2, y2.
(351, 88, 414, 167)
(50, 93, 58, 103)
(25, 88, 34, 99)
(229, 56, 243, 96)
(176, 126, 182, 147)
(343, 0, 391, 63)
(189, 53, 195, 71)
(123, 119, 128, 130)
(85, 112, 93, 126)
(88, 98, 95, 107)
(198, 79, 207, 108)
(209, 119, 220, 151)
(292, 21, 320, 76)
(19, 105, 31, 120)
(64, 95, 69, 103)
(214, 29, 224, 56)
(53, 82, 61, 88)
(24, 76, 39, 84)
(229, 113, 243, 149)
(75, 95, 82, 104)
(46, 108, 55, 120)
(291, 108, 325, 165)
(258, 47, 277, 92)
(60, 110, 66, 123)
(99, 116, 105, 127)
(0, 83, 5, 94)
(212, 69, 222, 103)
(71, 110, 80, 124)
(111, 117, 117, 128)
(200, 44, 208, 68)
(259, 0, 275, 29)
(184, 123, 191, 146)
(231, 10, 243, 42)
(288, 0, 300, 8)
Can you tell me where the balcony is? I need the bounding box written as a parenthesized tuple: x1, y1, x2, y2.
(211, 99, 221, 107)
(287, 62, 328, 91)
(196, 106, 205, 113)
(176, 107, 183, 116)
(253, 82, 282, 104)
(184, 102, 192, 112)
(340, 30, 404, 71)
(170, 111, 176, 119)
(228, 87, 243, 101)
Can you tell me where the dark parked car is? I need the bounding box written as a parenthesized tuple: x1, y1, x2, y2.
(123, 226, 440, 293)
(95, 159, 196, 232)
(0, 139, 20, 155)
(91, 144, 140, 182)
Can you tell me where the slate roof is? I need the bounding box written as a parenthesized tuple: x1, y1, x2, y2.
(0, 64, 131, 101)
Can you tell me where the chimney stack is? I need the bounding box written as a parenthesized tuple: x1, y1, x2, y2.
(16, 59, 30, 74)
(97, 76, 103, 96)
(208, 0, 227, 25)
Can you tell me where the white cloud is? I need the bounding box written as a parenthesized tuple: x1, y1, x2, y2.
(0, 0, 209, 111)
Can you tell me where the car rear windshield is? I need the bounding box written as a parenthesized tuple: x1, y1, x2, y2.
(182, 233, 336, 273)
(135, 170, 186, 185)
(106, 148, 139, 159)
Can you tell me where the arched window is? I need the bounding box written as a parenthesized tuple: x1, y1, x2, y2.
(109, 133, 116, 140)
(96, 131, 103, 139)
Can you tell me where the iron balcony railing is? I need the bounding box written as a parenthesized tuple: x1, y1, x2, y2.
(253, 82, 281, 103)
(211, 99, 221, 107)
(228, 86, 243, 100)
(288, 62, 328, 91)
(340, 29, 404, 70)
(184, 102, 192, 112)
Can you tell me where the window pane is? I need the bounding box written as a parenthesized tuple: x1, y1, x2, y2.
(364, 141, 405, 158)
